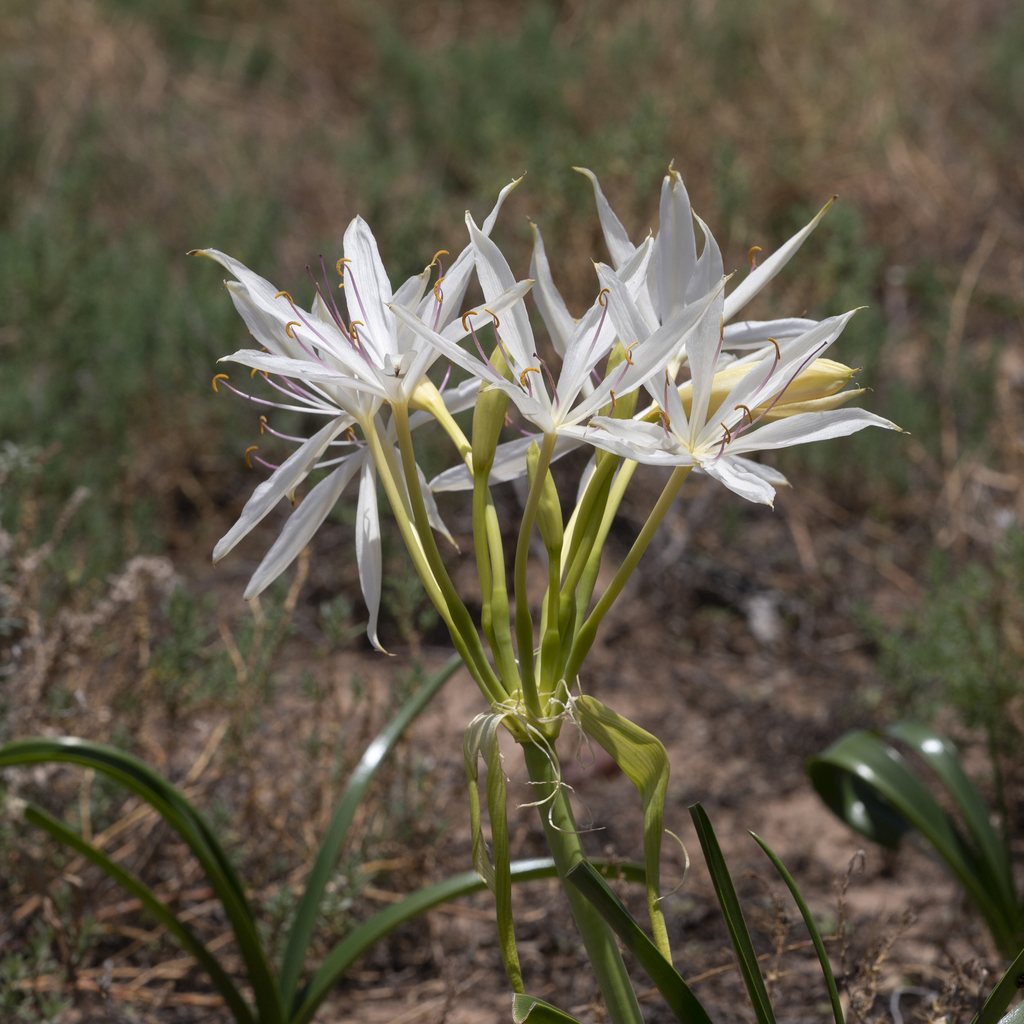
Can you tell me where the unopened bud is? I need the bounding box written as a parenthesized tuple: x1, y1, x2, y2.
(526, 442, 563, 553)
(472, 345, 513, 477)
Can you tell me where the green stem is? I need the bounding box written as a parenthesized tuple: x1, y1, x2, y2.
(563, 466, 690, 684)
(483, 486, 521, 692)
(392, 404, 507, 704)
(521, 742, 644, 1024)
(514, 432, 557, 718)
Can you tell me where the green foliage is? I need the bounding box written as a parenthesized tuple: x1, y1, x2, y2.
(865, 532, 1024, 757)
(0, 923, 72, 1024)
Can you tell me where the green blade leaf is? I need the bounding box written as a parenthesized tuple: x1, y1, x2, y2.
(464, 712, 522, 992)
(689, 804, 776, 1024)
(512, 994, 585, 1023)
(972, 942, 1024, 1024)
(566, 860, 714, 1024)
(0, 738, 284, 1024)
(807, 729, 1017, 955)
(280, 655, 459, 1011)
(23, 804, 255, 1024)
(576, 694, 672, 959)
(886, 722, 1016, 912)
(292, 858, 644, 1024)
(748, 832, 843, 1024)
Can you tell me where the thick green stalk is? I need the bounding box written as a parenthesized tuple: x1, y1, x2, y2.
(563, 466, 690, 684)
(521, 742, 644, 1024)
(472, 475, 497, 653)
(392, 404, 507, 704)
(513, 431, 557, 718)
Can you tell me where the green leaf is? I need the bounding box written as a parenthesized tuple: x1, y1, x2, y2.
(292, 858, 644, 1024)
(512, 994, 585, 1023)
(0, 737, 284, 1023)
(24, 804, 255, 1024)
(886, 722, 1016, 912)
(465, 712, 522, 992)
(566, 860, 714, 1024)
(748, 832, 843, 1024)
(689, 804, 776, 1024)
(972, 941, 1024, 1024)
(807, 729, 1019, 956)
(576, 694, 671, 959)
(279, 654, 459, 1011)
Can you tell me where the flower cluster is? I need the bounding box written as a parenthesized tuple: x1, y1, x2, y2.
(199, 166, 898, 675)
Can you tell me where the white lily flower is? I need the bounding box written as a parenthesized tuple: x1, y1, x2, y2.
(571, 165, 835, 363)
(583, 307, 901, 506)
(393, 212, 725, 446)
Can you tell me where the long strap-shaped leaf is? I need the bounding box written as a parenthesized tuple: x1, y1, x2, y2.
(886, 723, 1016, 913)
(24, 804, 255, 1024)
(807, 729, 1018, 956)
(576, 695, 672, 959)
(689, 804, 777, 1024)
(291, 858, 645, 1024)
(279, 654, 460, 1010)
(748, 832, 843, 1024)
(567, 860, 714, 1024)
(0, 738, 284, 1023)
(972, 942, 1024, 1024)
(512, 994, 586, 1023)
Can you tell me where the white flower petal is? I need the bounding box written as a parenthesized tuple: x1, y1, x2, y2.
(723, 197, 835, 323)
(417, 461, 457, 548)
(685, 290, 726, 444)
(656, 168, 697, 323)
(356, 457, 385, 653)
(723, 318, 818, 352)
(213, 416, 349, 562)
(218, 350, 388, 400)
(575, 454, 597, 506)
(573, 166, 635, 269)
(686, 211, 725, 307)
(726, 407, 901, 456)
(728, 456, 790, 487)
(576, 419, 690, 467)
(530, 221, 576, 357)
(703, 457, 778, 506)
(243, 453, 364, 599)
(343, 215, 396, 364)
(428, 433, 583, 492)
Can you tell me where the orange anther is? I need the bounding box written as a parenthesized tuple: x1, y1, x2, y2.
(349, 320, 363, 341)
(484, 309, 500, 330)
(735, 404, 754, 425)
(624, 340, 641, 366)
(519, 366, 540, 388)
(211, 373, 229, 392)
(748, 246, 762, 269)
(597, 287, 610, 307)
(244, 445, 259, 468)
(336, 258, 350, 275)
(275, 290, 294, 303)
(433, 276, 445, 303)
(259, 415, 267, 433)
(285, 321, 302, 338)
(720, 422, 733, 443)
(429, 250, 449, 266)
(767, 337, 780, 359)
(461, 310, 478, 331)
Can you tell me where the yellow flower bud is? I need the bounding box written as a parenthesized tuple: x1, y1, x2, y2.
(526, 441, 564, 553)
(472, 345, 513, 478)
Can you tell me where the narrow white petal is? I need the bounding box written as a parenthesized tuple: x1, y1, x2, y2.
(467, 212, 534, 368)
(417, 461, 457, 547)
(218, 350, 388, 399)
(577, 420, 690, 467)
(575, 454, 597, 506)
(686, 290, 726, 444)
(428, 433, 582, 492)
(726, 408, 900, 456)
(439, 279, 535, 343)
(686, 212, 724, 307)
(728, 456, 790, 486)
(243, 454, 364, 599)
(213, 417, 348, 562)
(723, 318, 818, 351)
(573, 167, 635, 269)
(703, 457, 777, 505)
(441, 377, 482, 415)
(343, 215, 396, 363)
(723, 197, 835, 323)
(393, 266, 431, 310)
(656, 168, 697, 323)
(530, 221, 576, 357)
(356, 458, 385, 653)
(594, 262, 651, 348)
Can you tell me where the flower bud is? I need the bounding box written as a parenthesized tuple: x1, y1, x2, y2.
(472, 345, 513, 478)
(526, 441, 564, 553)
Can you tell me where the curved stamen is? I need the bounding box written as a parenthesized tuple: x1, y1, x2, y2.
(251, 367, 265, 379)
(212, 373, 229, 392)
(433, 276, 446, 304)
(316, 256, 349, 333)
(438, 358, 453, 394)
(720, 422, 732, 444)
(534, 352, 559, 409)
(465, 316, 502, 377)
(274, 290, 294, 303)
(519, 366, 541, 391)
(608, 389, 617, 413)
(336, 258, 350, 276)
(597, 287, 610, 307)
(582, 288, 612, 370)
(747, 337, 782, 404)
(484, 309, 501, 330)
(623, 340, 641, 366)
(253, 455, 281, 471)
(658, 409, 672, 439)
(748, 246, 762, 270)
(735, 404, 754, 425)
(218, 379, 335, 415)
(244, 445, 259, 468)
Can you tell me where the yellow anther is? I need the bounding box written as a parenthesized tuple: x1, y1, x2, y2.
(285, 321, 302, 338)
(748, 246, 762, 268)
(251, 367, 260, 378)
(244, 446, 259, 468)
(259, 415, 268, 433)
(735, 404, 754, 425)
(345, 426, 358, 443)
(336, 258, 350, 275)
(721, 422, 733, 443)
(433, 275, 445, 303)
(520, 366, 541, 388)
(349, 320, 363, 341)
(658, 409, 672, 432)
(461, 310, 478, 331)
(624, 340, 641, 366)
(609, 389, 617, 413)
(275, 290, 294, 303)
(597, 287, 610, 307)
(211, 373, 229, 392)
(484, 308, 501, 330)
(767, 337, 780, 359)
(429, 249, 449, 266)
